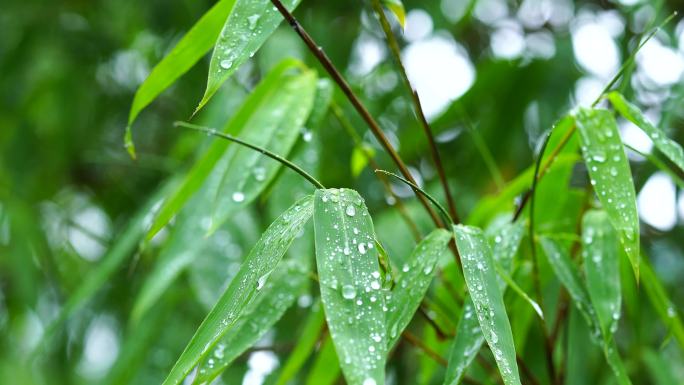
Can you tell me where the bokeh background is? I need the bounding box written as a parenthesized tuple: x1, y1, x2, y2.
(1, 0, 683, 384)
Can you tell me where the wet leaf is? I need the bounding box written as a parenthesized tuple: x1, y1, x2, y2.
(126, 0, 237, 157)
(161, 194, 314, 385)
(209, 68, 317, 233)
(445, 222, 524, 385)
(313, 188, 386, 385)
(386, 228, 452, 349)
(582, 210, 621, 339)
(574, 108, 639, 280)
(453, 224, 521, 385)
(193, 261, 308, 384)
(197, 0, 303, 111)
(145, 59, 303, 240)
(608, 91, 684, 172)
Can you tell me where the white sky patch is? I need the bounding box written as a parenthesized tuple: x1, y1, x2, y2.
(517, 0, 553, 29)
(440, 0, 469, 23)
(242, 351, 279, 385)
(573, 76, 604, 107)
(636, 38, 684, 87)
(571, 20, 620, 79)
(69, 205, 110, 261)
(349, 33, 386, 77)
(638, 172, 677, 231)
(491, 20, 525, 59)
(525, 31, 556, 60)
(77, 316, 120, 380)
(402, 34, 475, 119)
(474, 0, 508, 25)
(619, 118, 653, 157)
(404, 9, 433, 42)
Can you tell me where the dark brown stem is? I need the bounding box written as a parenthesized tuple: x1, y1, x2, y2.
(330, 103, 423, 242)
(402, 331, 447, 366)
(269, 0, 444, 230)
(418, 305, 451, 340)
(371, 0, 460, 223)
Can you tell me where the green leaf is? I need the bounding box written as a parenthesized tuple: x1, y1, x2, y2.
(574, 108, 640, 280)
(582, 210, 621, 339)
(305, 335, 341, 385)
(197, 0, 303, 112)
(313, 188, 387, 385)
(444, 220, 525, 385)
(209, 69, 317, 232)
(275, 301, 326, 385)
(351, 144, 375, 178)
(608, 91, 684, 172)
(540, 236, 632, 385)
(386, 228, 451, 349)
(145, 59, 302, 240)
(641, 258, 684, 349)
(161, 194, 314, 385)
(382, 0, 406, 29)
(193, 261, 308, 384)
(126, 0, 238, 157)
(453, 225, 521, 385)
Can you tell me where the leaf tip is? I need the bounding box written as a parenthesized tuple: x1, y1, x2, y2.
(124, 126, 137, 160)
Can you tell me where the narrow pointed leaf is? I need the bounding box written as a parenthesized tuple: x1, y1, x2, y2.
(275, 301, 326, 385)
(444, 221, 525, 385)
(641, 259, 684, 348)
(386, 228, 451, 349)
(382, 0, 406, 29)
(582, 210, 621, 339)
(608, 91, 684, 171)
(313, 188, 386, 385)
(197, 0, 302, 111)
(145, 59, 302, 240)
(574, 108, 640, 280)
(209, 69, 317, 232)
(162, 194, 314, 385)
(193, 261, 308, 384)
(540, 236, 632, 385)
(453, 225, 521, 385)
(126, 0, 237, 156)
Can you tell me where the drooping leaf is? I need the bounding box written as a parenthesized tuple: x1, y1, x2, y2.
(145, 59, 303, 240)
(305, 335, 341, 385)
(582, 210, 621, 339)
(125, 0, 237, 157)
(574, 108, 640, 280)
(641, 258, 684, 348)
(313, 188, 387, 385)
(275, 301, 326, 385)
(193, 261, 308, 384)
(540, 236, 632, 385)
(382, 0, 406, 29)
(197, 0, 303, 111)
(608, 91, 684, 172)
(453, 224, 521, 385)
(445, 221, 525, 385)
(161, 194, 314, 385)
(209, 68, 317, 233)
(385, 228, 451, 349)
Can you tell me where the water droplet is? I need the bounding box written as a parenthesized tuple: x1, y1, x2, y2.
(256, 273, 269, 290)
(609, 167, 618, 177)
(423, 265, 433, 275)
(370, 281, 380, 290)
(345, 205, 356, 217)
(301, 128, 313, 142)
(343, 247, 351, 255)
(368, 346, 375, 352)
(232, 191, 245, 202)
(402, 264, 410, 272)
(592, 153, 607, 163)
(220, 59, 233, 69)
(342, 284, 356, 299)
(363, 379, 377, 385)
(247, 14, 260, 30)
(358, 243, 367, 254)
(253, 166, 266, 181)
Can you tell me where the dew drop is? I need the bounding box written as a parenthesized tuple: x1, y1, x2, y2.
(342, 285, 356, 299)
(253, 166, 266, 181)
(345, 205, 356, 217)
(370, 281, 381, 290)
(247, 14, 260, 30)
(232, 191, 245, 202)
(219, 59, 233, 70)
(358, 243, 367, 254)
(363, 379, 377, 385)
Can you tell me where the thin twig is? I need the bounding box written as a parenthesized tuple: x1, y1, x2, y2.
(371, 0, 460, 223)
(174, 121, 325, 189)
(401, 331, 447, 366)
(269, 0, 444, 230)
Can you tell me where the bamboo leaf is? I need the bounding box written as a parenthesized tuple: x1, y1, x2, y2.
(540, 236, 632, 385)
(197, 0, 303, 112)
(209, 69, 317, 233)
(313, 188, 387, 385)
(386, 228, 452, 349)
(453, 225, 521, 385)
(125, 0, 237, 157)
(161, 194, 314, 385)
(275, 301, 326, 385)
(382, 0, 406, 29)
(351, 144, 375, 178)
(641, 258, 684, 348)
(574, 108, 640, 280)
(193, 261, 308, 384)
(145, 59, 303, 240)
(582, 210, 621, 339)
(608, 91, 684, 172)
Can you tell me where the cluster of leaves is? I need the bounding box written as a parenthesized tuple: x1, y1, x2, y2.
(3, 0, 684, 385)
